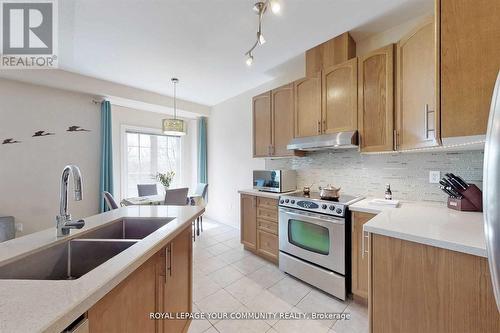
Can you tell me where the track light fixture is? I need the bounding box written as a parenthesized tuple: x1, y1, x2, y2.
(244, 0, 281, 66)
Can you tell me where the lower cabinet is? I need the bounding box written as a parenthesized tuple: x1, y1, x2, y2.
(351, 211, 375, 301)
(88, 224, 193, 333)
(240, 194, 279, 264)
(369, 234, 500, 333)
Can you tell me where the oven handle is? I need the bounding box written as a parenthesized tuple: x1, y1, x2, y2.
(279, 207, 345, 224)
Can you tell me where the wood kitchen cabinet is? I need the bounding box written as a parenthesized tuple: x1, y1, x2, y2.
(322, 58, 358, 134)
(159, 226, 192, 333)
(88, 254, 158, 333)
(351, 211, 375, 302)
(253, 92, 272, 157)
(396, 18, 440, 150)
(306, 32, 356, 78)
(240, 194, 257, 250)
(240, 194, 279, 264)
(294, 75, 322, 137)
(369, 234, 500, 333)
(358, 44, 395, 152)
(252, 85, 301, 158)
(88, 225, 193, 333)
(440, 0, 500, 138)
(271, 83, 296, 157)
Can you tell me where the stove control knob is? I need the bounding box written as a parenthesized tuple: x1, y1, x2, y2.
(291, 200, 295, 204)
(285, 199, 290, 203)
(280, 199, 284, 204)
(321, 204, 327, 209)
(336, 208, 342, 214)
(329, 205, 335, 211)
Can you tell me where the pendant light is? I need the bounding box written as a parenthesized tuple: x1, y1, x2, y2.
(162, 78, 186, 136)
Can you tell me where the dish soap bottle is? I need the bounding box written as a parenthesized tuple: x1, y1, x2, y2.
(385, 184, 392, 200)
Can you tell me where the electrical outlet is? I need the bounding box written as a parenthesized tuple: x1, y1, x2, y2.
(429, 171, 441, 184)
(15, 223, 23, 232)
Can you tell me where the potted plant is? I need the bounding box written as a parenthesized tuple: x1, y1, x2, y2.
(156, 171, 175, 190)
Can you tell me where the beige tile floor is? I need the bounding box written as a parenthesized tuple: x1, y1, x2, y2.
(188, 218, 368, 333)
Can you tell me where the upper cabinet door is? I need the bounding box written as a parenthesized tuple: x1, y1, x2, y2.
(294, 75, 322, 138)
(322, 58, 358, 134)
(272, 83, 295, 156)
(358, 44, 395, 152)
(396, 19, 439, 150)
(253, 92, 272, 157)
(440, 0, 500, 138)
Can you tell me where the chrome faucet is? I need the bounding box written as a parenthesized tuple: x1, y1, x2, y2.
(56, 165, 85, 237)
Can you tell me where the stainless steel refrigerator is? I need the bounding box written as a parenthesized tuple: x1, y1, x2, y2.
(484, 71, 500, 312)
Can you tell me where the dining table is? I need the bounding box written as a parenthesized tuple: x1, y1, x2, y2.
(121, 193, 204, 207)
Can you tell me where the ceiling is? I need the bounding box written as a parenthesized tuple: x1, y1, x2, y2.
(51, 0, 432, 106)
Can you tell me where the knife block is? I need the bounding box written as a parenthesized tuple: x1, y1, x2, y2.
(447, 184, 483, 212)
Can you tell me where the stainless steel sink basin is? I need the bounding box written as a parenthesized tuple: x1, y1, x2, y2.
(78, 217, 173, 240)
(0, 239, 137, 280)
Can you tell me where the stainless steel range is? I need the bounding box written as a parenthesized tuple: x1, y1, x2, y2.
(278, 192, 363, 300)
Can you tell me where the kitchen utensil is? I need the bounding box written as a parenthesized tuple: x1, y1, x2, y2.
(446, 186, 462, 199)
(448, 177, 466, 191)
(318, 184, 341, 200)
(440, 178, 459, 192)
(303, 186, 311, 195)
(440, 185, 457, 198)
(446, 173, 469, 189)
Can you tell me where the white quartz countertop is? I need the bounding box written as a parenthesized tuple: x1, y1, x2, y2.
(0, 205, 204, 333)
(238, 188, 300, 199)
(352, 198, 487, 257)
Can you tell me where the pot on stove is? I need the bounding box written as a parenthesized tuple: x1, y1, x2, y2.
(319, 184, 341, 200)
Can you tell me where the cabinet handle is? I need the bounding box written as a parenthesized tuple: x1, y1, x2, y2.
(169, 242, 173, 277)
(393, 130, 398, 150)
(361, 231, 369, 259)
(323, 120, 326, 133)
(317, 121, 321, 134)
(424, 104, 435, 140)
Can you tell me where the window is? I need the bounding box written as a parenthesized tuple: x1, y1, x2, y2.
(123, 130, 181, 198)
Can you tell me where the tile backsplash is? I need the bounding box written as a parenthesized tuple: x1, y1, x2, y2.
(265, 150, 484, 202)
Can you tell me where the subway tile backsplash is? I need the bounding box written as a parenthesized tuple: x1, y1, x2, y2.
(265, 150, 484, 202)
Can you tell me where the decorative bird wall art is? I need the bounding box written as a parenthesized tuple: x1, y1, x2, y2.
(32, 130, 55, 137)
(2, 138, 21, 144)
(2, 125, 91, 146)
(67, 126, 90, 132)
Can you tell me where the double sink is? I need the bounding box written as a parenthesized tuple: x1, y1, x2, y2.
(0, 218, 173, 281)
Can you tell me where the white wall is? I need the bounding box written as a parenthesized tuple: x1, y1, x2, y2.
(111, 105, 198, 201)
(206, 62, 305, 228)
(0, 79, 100, 236)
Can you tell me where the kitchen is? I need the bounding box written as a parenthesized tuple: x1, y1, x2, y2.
(1, 0, 500, 332)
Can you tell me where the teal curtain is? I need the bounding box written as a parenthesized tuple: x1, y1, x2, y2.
(198, 117, 208, 184)
(99, 101, 114, 212)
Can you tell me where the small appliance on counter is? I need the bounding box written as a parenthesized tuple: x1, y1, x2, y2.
(253, 170, 296, 193)
(439, 173, 482, 212)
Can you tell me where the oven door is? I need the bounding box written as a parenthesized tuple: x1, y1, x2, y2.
(279, 207, 345, 274)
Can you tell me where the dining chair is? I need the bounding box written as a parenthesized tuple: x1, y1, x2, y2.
(137, 184, 158, 197)
(191, 183, 208, 234)
(164, 187, 189, 205)
(103, 191, 119, 210)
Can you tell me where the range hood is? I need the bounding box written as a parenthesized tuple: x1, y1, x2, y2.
(287, 131, 358, 151)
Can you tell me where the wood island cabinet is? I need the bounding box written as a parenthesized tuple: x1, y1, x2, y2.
(88, 224, 193, 333)
(396, 18, 440, 150)
(358, 44, 395, 152)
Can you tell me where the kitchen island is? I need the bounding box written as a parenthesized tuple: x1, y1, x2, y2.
(0, 205, 204, 333)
